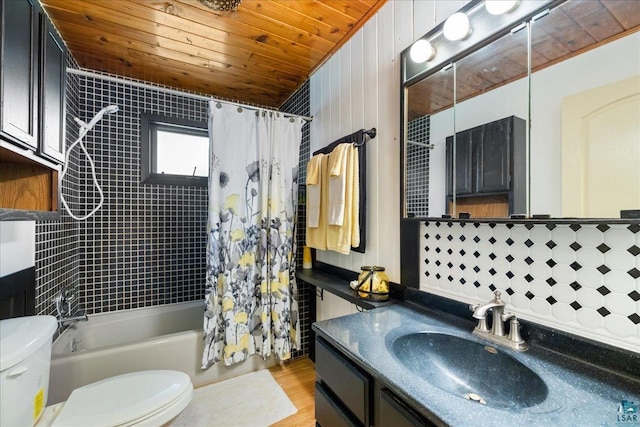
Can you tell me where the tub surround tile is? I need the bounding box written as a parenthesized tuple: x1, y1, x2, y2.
(35, 72, 313, 358)
(420, 221, 640, 353)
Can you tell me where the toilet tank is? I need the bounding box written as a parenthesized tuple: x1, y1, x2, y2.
(1, 315, 57, 427)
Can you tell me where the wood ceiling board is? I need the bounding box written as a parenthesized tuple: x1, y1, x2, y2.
(54, 0, 325, 66)
(44, 1, 309, 72)
(65, 39, 298, 98)
(236, 1, 349, 44)
(56, 21, 303, 91)
(602, 0, 640, 30)
(171, 0, 336, 52)
(142, 0, 332, 56)
(42, 0, 385, 106)
(75, 53, 286, 105)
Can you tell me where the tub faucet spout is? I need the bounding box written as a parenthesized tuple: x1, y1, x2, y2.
(55, 289, 88, 327)
(59, 312, 88, 327)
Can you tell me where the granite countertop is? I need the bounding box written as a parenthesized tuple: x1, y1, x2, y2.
(313, 303, 640, 427)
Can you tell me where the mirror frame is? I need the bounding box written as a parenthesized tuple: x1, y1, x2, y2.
(400, 0, 566, 222)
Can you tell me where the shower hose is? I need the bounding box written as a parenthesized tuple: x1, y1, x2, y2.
(59, 105, 119, 220)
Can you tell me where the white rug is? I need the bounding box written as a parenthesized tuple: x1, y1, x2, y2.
(171, 369, 297, 427)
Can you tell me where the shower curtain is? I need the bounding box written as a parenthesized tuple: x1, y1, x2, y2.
(202, 102, 304, 368)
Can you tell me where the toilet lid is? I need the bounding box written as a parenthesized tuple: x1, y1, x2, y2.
(52, 370, 192, 427)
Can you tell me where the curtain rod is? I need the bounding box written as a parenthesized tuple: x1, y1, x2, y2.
(66, 68, 313, 122)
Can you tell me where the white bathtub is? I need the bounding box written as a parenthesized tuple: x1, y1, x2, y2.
(49, 301, 274, 404)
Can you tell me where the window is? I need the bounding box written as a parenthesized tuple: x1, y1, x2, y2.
(140, 113, 208, 187)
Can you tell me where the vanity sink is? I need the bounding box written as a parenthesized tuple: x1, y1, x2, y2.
(390, 332, 548, 410)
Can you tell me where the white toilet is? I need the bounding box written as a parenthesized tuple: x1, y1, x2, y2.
(0, 315, 193, 427)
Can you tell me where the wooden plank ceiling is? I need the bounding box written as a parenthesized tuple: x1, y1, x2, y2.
(407, 0, 640, 121)
(41, 0, 387, 108)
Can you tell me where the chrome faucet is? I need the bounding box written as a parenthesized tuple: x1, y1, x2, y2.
(470, 290, 528, 351)
(55, 289, 88, 327)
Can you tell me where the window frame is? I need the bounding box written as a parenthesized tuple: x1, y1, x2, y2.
(140, 113, 208, 187)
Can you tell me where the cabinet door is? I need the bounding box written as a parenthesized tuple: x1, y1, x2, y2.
(316, 382, 360, 427)
(0, 0, 39, 149)
(316, 338, 370, 426)
(476, 118, 511, 193)
(39, 13, 66, 163)
(445, 131, 474, 197)
(378, 388, 436, 427)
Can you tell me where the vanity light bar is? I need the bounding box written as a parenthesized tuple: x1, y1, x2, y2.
(510, 22, 527, 35)
(531, 9, 550, 22)
(402, 0, 560, 85)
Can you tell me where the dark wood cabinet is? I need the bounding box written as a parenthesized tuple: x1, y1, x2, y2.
(314, 337, 442, 427)
(315, 337, 371, 426)
(0, 0, 66, 217)
(378, 388, 435, 427)
(476, 118, 512, 193)
(39, 12, 67, 163)
(446, 116, 526, 216)
(1, 0, 40, 150)
(446, 129, 474, 196)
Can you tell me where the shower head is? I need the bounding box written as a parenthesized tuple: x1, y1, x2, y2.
(79, 105, 120, 132)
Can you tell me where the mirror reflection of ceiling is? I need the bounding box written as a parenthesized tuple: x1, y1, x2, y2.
(407, 0, 640, 122)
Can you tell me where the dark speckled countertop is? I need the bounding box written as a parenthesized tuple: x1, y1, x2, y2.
(313, 303, 640, 427)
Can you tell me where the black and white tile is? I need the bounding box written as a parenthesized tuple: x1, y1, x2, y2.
(35, 55, 82, 317)
(421, 221, 640, 351)
(280, 80, 312, 359)
(406, 116, 431, 218)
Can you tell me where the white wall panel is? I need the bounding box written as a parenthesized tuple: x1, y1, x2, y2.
(310, 0, 473, 283)
(413, 0, 437, 40)
(0, 221, 35, 277)
(363, 16, 380, 271)
(375, 3, 398, 281)
(435, 0, 467, 25)
(348, 30, 366, 272)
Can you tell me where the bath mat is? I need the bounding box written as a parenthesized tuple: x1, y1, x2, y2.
(171, 369, 297, 427)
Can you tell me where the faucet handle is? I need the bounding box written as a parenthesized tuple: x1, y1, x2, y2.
(493, 290, 503, 302)
(507, 317, 524, 344)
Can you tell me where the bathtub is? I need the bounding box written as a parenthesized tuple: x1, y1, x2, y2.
(48, 301, 275, 404)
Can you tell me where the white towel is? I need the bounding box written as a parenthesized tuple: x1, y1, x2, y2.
(328, 143, 351, 225)
(306, 154, 324, 227)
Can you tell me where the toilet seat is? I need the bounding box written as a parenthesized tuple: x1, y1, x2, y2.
(51, 370, 193, 427)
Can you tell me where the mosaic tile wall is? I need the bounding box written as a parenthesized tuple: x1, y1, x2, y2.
(35, 69, 312, 357)
(406, 115, 431, 218)
(280, 80, 312, 359)
(35, 56, 81, 316)
(420, 221, 640, 352)
(74, 75, 209, 313)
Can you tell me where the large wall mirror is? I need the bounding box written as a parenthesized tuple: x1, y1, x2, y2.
(401, 0, 640, 221)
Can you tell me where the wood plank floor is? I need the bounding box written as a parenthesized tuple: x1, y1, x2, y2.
(269, 357, 316, 427)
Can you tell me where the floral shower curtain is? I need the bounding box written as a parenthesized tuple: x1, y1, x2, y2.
(202, 102, 304, 368)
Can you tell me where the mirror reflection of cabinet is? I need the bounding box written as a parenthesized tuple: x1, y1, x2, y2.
(401, 0, 640, 221)
(446, 116, 526, 218)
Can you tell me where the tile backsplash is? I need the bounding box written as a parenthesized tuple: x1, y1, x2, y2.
(420, 221, 640, 352)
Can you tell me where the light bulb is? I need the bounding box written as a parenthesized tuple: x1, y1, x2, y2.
(485, 0, 518, 15)
(409, 39, 436, 63)
(443, 12, 471, 41)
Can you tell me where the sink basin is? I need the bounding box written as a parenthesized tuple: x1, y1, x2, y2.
(390, 332, 548, 410)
